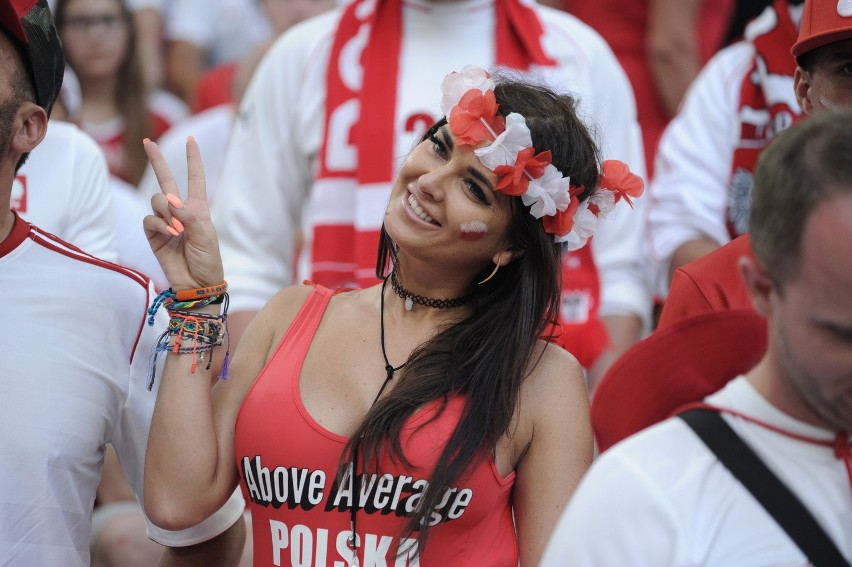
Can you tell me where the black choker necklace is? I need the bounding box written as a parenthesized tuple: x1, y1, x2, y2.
(389, 270, 475, 311)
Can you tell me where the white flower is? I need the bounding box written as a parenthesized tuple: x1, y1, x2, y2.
(589, 189, 616, 218)
(518, 165, 571, 220)
(556, 200, 599, 250)
(439, 65, 496, 116)
(523, 179, 556, 218)
(474, 113, 532, 169)
(539, 165, 572, 212)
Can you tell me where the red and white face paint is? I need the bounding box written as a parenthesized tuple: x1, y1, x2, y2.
(460, 221, 488, 241)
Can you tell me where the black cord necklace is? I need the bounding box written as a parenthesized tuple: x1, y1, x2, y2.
(347, 276, 406, 566)
(390, 269, 475, 311)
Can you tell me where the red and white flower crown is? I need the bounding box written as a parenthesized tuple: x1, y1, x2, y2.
(440, 66, 643, 251)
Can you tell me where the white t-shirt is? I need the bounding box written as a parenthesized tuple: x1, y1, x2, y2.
(165, 0, 272, 67)
(541, 377, 852, 566)
(0, 217, 245, 565)
(213, 0, 650, 324)
(110, 175, 169, 290)
(14, 121, 117, 261)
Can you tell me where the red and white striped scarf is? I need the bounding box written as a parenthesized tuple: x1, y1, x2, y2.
(312, 0, 556, 288)
(728, 0, 803, 238)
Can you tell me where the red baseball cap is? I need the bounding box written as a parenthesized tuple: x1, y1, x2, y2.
(792, 0, 852, 57)
(591, 309, 768, 452)
(0, 0, 64, 116)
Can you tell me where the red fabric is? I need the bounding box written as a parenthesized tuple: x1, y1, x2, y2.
(792, 0, 852, 56)
(592, 309, 767, 452)
(0, 0, 37, 44)
(727, 1, 802, 238)
(193, 62, 237, 113)
(658, 234, 755, 328)
(234, 286, 518, 565)
(559, 244, 609, 369)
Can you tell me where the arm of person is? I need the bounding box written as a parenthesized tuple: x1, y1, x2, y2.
(162, 0, 211, 105)
(158, 512, 247, 567)
(164, 41, 203, 107)
(139, 138, 316, 529)
(109, 277, 246, 557)
(538, 449, 681, 565)
(646, 42, 755, 292)
(133, 7, 164, 89)
(144, 282, 312, 529)
(587, 313, 644, 394)
(512, 344, 593, 566)
(669, 237, 720, 280)
(96, 446, 136, 503)
(647, 0, 702, 117)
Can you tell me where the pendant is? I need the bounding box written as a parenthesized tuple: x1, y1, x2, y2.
(404, 296, 413, 311)
(347, 532, 360, 566)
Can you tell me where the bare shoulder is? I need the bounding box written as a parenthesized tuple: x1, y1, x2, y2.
(236, 285, 317, 359)
(522, 340, 588, 404)
(260, 284, 317, 323)
(516, 341, 591, 443)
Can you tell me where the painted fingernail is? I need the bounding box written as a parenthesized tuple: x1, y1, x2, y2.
(171, 218, 185, 233)
(187, 136, 195, 143)
(166, 194, 183, 209)
(165, 226, 180, 237)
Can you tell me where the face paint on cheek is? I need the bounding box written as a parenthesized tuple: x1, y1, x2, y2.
(819, 94, 837, 110)
(460, 221, 488, 241)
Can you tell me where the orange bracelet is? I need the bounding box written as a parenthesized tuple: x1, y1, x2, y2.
(174, 281, 228, 301)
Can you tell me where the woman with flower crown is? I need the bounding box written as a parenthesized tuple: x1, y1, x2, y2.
(141, 66, 642, 566)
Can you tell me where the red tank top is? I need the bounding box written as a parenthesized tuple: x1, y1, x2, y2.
(234, 286, 518, 566)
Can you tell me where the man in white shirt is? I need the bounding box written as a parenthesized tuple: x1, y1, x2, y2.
(0, 1, 245, 564)
(541, 108, 852, 566)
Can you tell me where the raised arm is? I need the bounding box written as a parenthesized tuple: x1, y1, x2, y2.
(141, 138, 267, 530)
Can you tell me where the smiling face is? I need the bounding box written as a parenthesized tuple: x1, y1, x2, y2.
(384, 123, 517, 272)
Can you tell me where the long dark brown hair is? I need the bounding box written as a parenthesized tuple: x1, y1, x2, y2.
(54, 0, 151, 185)
(341, 76, 601, 554)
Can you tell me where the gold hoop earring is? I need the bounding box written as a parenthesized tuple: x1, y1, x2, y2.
(478, 262, 500, 285)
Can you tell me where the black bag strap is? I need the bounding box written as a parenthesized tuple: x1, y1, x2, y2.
(680, 408, 850, 567)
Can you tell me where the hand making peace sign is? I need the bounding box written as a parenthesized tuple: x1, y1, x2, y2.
(142, 137, 224, 292)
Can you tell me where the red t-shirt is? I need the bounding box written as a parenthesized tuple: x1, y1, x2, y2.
(658, 234, 754, 328)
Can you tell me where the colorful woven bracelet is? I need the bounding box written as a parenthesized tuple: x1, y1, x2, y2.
(147, 294, 232, 390)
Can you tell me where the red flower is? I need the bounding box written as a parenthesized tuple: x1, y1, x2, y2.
(542, 196, 580, 236)
(494, 148, 552, 195)
(600, 160, 644, 207)
(449, 89, 505, 146)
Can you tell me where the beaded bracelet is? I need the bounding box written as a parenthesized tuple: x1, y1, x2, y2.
(147, 291, 231, 390)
